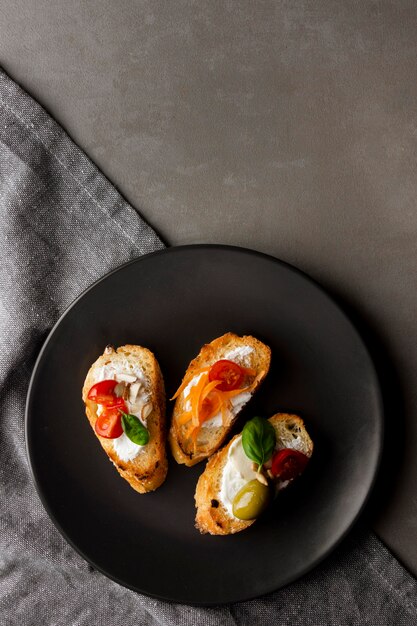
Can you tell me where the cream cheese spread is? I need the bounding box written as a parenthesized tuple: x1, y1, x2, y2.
(218, 435, 258, 517)
(113, 432, 144, 462)
(223, 345, 254, 366)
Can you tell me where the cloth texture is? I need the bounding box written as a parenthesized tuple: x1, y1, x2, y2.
(0, 67, 416, 625)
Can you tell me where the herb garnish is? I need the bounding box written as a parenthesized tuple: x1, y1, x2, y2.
(242, 416, 276, 472)
(120, 411, 150, 446)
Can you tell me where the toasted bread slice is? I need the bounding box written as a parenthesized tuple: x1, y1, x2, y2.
(82, 345, 167, 493)
(195, 413, 313, 535)
(169, 333, 271, 467)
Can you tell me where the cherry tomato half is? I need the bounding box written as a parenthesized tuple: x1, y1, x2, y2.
(87, 379, 118, 405)
(208, 360, 244, 392)
(94, 402, 126, 438)
(271, 448, 309, 481)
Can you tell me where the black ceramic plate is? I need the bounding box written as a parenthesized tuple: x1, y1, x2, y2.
(26, 245, 383, 605)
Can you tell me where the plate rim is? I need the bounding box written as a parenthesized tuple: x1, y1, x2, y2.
(25, 243, 384, 605)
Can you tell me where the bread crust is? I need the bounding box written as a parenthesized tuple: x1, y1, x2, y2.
(195, 413, 313, 535)
(169, 333, 271, 466)
(82, 345, 168, 493)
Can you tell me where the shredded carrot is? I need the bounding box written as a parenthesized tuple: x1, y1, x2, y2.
(199, 391, 222, 424)
(188, 372, 209, 426)
(177, 410, 193, 425)
(170, 378, 189, 401)
(199, 379, 222, 405)
(170, 367, 210, 400)
(174, 364, 265, 443)
(214, 389, 228, 427)
(221, 370, 265, 398)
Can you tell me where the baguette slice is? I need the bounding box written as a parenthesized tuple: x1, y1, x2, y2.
(169, 333, 271, 467)
(195, 413, 313, 535)
(82, 345, 168, 493)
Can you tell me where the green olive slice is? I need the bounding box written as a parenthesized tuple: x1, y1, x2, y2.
(232, 479, 270, 520)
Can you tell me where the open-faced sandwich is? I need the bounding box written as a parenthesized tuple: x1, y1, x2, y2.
(169, 333, 271, 467)
(195, 413, 313, 534)
(82, 344, 168, 493)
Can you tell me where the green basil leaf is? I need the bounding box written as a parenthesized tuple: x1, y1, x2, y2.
(242, 416, 276, 471)
(121, 412, 150, 445)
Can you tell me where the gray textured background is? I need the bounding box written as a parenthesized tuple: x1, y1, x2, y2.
(1, 1, 416, 575)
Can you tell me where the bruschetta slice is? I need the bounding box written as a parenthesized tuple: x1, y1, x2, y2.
(82, 345, 167, 493)
(195, 413, 313, 535)
(169, 333, 271, 466)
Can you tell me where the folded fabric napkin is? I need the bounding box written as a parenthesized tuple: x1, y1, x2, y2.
(0, 68, 416, 625)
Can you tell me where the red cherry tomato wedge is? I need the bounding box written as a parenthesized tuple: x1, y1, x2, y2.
(271, 448, 309, 481)
(208, 360, 245, 392)
(94, 400, 126, 439)
(87, 379, 118, 405)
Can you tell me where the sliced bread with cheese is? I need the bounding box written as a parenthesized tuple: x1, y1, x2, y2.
(195, 413, 313, 535)
(82, 344, 168, 493)
(169, 332, 271, 467)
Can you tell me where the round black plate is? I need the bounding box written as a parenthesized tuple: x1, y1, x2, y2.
(26, 245, 383, 605)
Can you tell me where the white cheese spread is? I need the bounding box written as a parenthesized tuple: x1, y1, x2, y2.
(219, 435, 258, 517)
(113, 432, 144, 462)
(223, 345, 254, 366)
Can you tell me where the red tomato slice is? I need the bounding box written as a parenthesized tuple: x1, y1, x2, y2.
(271, 448, 309, 481)
(87, 379, 118, 405)
(208, 360, 245, 392)
(94, 403, 125, 438)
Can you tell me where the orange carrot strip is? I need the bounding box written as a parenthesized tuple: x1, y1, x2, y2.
(189, 373, 209, 426)
(177, 411, 192, 426)
(213, 390, 228, 426)
(170, 367, 210, 400)
(186, 375, 205, 402)
(222, 370, 265, 398)
(170, 378, 189, 401)
(199, 379, 223, 405)
(199, 392, 223, 425)
(197, 378, 225, 425)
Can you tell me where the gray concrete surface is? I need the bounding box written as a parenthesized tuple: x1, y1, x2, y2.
(1, 1, 416, 575)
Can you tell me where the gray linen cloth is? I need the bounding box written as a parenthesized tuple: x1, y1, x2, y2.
(0, 67, 416, 625)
